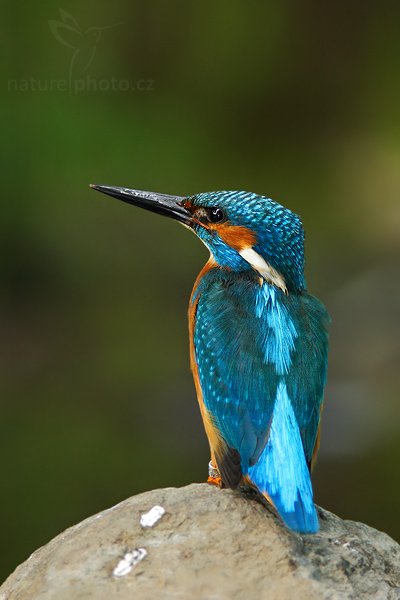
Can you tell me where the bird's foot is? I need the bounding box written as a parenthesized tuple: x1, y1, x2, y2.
(207, 461, 223, 487)
(207, 475, 223, 487)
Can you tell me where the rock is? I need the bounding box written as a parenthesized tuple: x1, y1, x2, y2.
(1, 484, 399, 600)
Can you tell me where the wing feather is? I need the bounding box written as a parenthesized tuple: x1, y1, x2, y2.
(193, 269, 329, 475)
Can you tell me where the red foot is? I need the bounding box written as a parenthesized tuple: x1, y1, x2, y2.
(207, 475, 223, 487)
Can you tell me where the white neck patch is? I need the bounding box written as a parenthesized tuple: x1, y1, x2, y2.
(239, 247, 287, 293)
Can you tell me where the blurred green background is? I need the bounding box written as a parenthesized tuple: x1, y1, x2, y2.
(2, 0, 400, 582)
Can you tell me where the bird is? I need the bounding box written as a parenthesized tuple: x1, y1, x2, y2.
(48, 9, 120, 87)
(90, 184, 330, 534)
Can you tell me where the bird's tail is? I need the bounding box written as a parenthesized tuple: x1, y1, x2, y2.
(247, 382, 319, 534)
(261, 483, 319, 534)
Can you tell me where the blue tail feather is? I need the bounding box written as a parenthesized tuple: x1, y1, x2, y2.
(247, 381, 319, 534)
(269, 490, 319, 534)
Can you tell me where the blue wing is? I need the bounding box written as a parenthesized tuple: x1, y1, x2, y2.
(193, 268, 329, 533)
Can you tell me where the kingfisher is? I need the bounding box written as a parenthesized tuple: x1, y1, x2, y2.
(91, 184, 330, 534)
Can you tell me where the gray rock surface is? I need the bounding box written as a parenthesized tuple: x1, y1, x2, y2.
(1, 483, 399, 600)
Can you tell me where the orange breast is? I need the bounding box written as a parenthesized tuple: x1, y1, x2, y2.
(188, 257, 225, 462)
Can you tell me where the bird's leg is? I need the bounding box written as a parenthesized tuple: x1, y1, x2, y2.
(207, 459, 223, 487)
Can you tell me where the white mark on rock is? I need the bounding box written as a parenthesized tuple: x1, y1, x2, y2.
(331, 539, 358, 554)
(112, 548, 147, 577)
(140, 505, 166, 528)
(342, 541, 358, 554)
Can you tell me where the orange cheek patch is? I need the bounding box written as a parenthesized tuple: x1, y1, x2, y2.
(211, 224, 256, 251)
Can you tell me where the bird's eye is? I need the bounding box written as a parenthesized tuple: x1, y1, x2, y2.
(207, 207, 226, 223)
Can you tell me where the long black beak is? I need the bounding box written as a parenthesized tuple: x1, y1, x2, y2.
(90, 184, 192, 225)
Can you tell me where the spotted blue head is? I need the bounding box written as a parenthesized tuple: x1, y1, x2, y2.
(90, 186, 305, 293)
